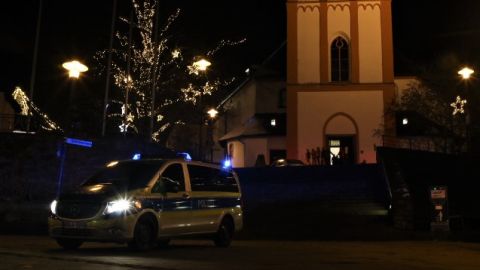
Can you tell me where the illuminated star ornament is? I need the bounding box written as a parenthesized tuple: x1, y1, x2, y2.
(171, 49, 181, 59)
(451, 95, 467, 115)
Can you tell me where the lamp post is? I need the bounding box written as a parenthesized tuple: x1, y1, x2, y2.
(26, 0, 43, 133)
(207, 108, 218, 162)
(62, 60, 88, 134)
(457, 66, 474, 152)
(193, 58, 211, 160)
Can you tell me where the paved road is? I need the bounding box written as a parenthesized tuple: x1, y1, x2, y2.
(1, 235, 480, 270)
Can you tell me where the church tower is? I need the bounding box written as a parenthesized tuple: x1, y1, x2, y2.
(286, 0, 395, 164)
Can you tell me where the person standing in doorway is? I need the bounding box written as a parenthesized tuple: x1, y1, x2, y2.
(305, 149, 311, 165)
(321, 147, 330, 166)
(311, 148, 317, 165)
(315, 147, 321, 165)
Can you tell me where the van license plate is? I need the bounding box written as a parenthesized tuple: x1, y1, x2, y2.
(62, 221, 86, 229)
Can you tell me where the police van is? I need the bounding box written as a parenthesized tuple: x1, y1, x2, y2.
(48, 158, 243, 250)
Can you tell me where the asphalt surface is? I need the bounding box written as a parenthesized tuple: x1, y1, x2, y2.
(1, 235, 480, 270)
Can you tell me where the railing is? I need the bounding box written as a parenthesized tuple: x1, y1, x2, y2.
(382, 136, 458, 153)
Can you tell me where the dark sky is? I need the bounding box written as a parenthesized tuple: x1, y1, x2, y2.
(1, 1, 480, 120)
(392, 1, 480, 74)
(0, 1, 284, 109)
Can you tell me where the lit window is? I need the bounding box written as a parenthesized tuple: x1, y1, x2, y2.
(329, 140, 341, 147)
(270, 119, 276, 127)
(402, 118, 408, 125)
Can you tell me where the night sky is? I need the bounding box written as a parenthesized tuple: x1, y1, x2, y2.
(1, 1, 480, 125)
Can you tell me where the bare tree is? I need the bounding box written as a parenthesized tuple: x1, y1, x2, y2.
(96, 0, 245, 144)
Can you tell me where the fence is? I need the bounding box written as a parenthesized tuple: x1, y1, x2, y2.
(381, 135, 464, 154)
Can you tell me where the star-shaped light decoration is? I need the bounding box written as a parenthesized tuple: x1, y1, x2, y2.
(171, 49, 181, 59)
(451, 95, 467, 115)
(119, 123, 129, 133)
(126, 113, 135, 122)
(157, 114, 164, 122)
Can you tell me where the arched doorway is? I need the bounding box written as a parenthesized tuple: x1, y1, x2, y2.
(323, 113, 359, 165)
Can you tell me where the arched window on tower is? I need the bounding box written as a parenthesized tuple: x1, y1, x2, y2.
(331, 36, 350, 82)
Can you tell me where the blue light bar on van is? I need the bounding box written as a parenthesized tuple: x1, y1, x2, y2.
(132, 153, 141, 160)
(222, 158, 232, 169)
(177, 152, 192, 161)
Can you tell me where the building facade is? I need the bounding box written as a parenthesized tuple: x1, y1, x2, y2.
(213, 67, 287, 168)
(286, 0, 396, 164)
(0, 92, 15, 132)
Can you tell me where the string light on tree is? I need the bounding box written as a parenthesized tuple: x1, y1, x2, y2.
(451, 95, 467, 116)
(95, 0, 246, 142)
(171, 49, 181, 59)
(11, 87, 62, 132)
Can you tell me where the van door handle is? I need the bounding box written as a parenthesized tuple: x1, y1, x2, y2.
(182, 193, 190, 199)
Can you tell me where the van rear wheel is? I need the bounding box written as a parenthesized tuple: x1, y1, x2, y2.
(213, 218, 234, 247)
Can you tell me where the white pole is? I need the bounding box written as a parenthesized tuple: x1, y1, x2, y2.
(102, 0, 117, 136)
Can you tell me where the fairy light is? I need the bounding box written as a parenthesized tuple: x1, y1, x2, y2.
(119, 123, 128, 133)
(206, 38, 247, 56)
(95, 0, 244, 141)
(12, 87, 30, 116)
(172, 49, 181, 59)
(126, 113, 135, 122)
(12, 87, 62, 132)
(159, 123, 170, 132)
(451, 95, 467, 115)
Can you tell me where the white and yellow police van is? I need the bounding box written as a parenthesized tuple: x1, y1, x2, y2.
(48, 158, 243, 250)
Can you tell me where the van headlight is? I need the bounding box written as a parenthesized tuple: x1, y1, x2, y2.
(104, 199, 141, 215)
(50, 200, 58, 215)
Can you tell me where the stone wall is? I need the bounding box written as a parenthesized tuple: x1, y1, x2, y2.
(0, 133, 175, 202)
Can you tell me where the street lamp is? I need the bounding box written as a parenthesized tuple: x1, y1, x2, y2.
(193, 58, 211, 160)
(207, 108, 218, 119)
(458, 67, 474, 80)
(207, 108, 218, 162)
(455, 67, 474, 152)
(62, 60, 88, 134)
(62, 60, 88, 79)
(193, 58, 211, 72)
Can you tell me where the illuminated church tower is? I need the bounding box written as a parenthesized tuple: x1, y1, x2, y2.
(286, 0, 395, 163)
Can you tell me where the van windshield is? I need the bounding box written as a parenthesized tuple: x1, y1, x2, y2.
(82, 161, 164, 190)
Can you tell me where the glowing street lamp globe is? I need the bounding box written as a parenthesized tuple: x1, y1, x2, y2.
(193, 59, 211, 72)
(62, 60, 88, 78)
(458, 67, 474, 80)
(207, 108, 218, 119)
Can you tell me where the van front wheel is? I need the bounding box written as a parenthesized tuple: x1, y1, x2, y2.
(56, 238, 83, 250)
(213, 218, 234, 247)
(128, 217, 156, 251)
